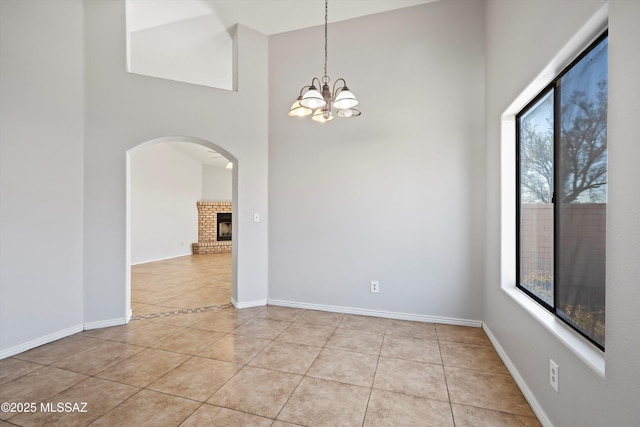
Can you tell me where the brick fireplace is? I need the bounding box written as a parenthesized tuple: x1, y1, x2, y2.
(192, 201, 232, 254)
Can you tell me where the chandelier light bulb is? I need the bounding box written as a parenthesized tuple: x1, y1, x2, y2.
(337, 108, 361, 118)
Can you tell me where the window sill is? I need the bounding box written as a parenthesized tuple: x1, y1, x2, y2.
(502, 284, 605, 378)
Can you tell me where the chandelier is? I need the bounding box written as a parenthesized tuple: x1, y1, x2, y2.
(288, 0, 361, 123)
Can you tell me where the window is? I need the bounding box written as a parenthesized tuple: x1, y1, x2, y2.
(517, 32, 607, 350)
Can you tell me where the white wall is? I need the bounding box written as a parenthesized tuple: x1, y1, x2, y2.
(4, 2, 639, 422)
(602, 0, 640, 423)
(84, 0, 269, 325)
(129, 14, 233, 90)
(484, 0, 640, 425)
(268, 0, 485, 321)
(130, 144, 201, 264)
(202, 164, 232, 201)
(0, 0, 84, 355)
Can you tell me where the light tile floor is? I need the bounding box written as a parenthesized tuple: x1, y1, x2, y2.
(131, 253, 232, 318)
(0, 255, 542, 426)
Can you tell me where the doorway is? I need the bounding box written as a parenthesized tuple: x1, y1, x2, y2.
(126, 136, 237, 320)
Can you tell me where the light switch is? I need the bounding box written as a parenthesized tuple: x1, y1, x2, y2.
(254, 213, 260, 223)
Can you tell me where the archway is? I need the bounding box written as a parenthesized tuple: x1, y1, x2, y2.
(126, 136, 238, 319)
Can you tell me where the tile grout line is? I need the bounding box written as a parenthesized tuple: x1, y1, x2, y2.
(270, 309, 345, 424)
(361, 322, 388, 427)
(83, 307, 251, 425)
(2, 303, 540, 426)
(265, 308, 326, 424)
(98, 306, 267, 425)
(173, 306, 283, 422)
(436, 325, 457, 426)
(193, 307, 270, 407)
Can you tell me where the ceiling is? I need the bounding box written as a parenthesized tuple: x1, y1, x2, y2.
(167, 142, 232, 168)
(128, 0, 438, 36)
(211, 0, 439, 35)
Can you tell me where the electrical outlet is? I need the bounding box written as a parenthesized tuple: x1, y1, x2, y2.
(549, 359, 559, 392)
(370, 281, 379, 293)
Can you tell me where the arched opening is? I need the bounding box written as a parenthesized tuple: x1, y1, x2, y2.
(126, 136, 238, 320)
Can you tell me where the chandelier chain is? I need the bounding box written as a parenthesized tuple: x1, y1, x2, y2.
(288, 0, 360, 121)
(324, 0, 328, 81)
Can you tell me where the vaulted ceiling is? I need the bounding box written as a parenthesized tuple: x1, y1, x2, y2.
(128, 0, 438, 35)
(128, 0, 439, 166)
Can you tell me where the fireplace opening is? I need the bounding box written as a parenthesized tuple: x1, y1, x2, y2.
(217, 212, 232, 241)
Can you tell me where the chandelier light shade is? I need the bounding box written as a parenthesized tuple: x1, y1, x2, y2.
(288, 96, 313, 117)
(300, 86, 325, 109)
(289, 0, 360, 122)
(312, 108, 334, 123)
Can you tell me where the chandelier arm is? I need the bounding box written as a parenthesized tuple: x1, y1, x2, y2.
(300, 77, 322, 96)
(332, 78, 347, 98)
(311, 77, 322, 89)
(298, 85, 311, 97)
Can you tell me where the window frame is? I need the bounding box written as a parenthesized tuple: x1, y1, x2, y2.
(516, 30, 608, 351)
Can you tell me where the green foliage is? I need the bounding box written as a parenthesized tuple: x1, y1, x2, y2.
(521, 271, 553, 305)
(521, 273, 606, 346)
(559, 304, 605, 347)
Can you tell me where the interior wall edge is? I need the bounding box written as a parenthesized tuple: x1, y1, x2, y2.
(483, 323, 553, 427)
(268, 299, 484, 328)
(0, 324, 83, 361)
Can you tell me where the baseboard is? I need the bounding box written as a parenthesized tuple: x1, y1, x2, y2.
(267, 299, 483, 327)
(131, 252, 193, 266)
(0, 323, 84, 360)
(483, 324, 553, 427)
(83, 316, 128, 330)
(231, 298, 267, 309)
